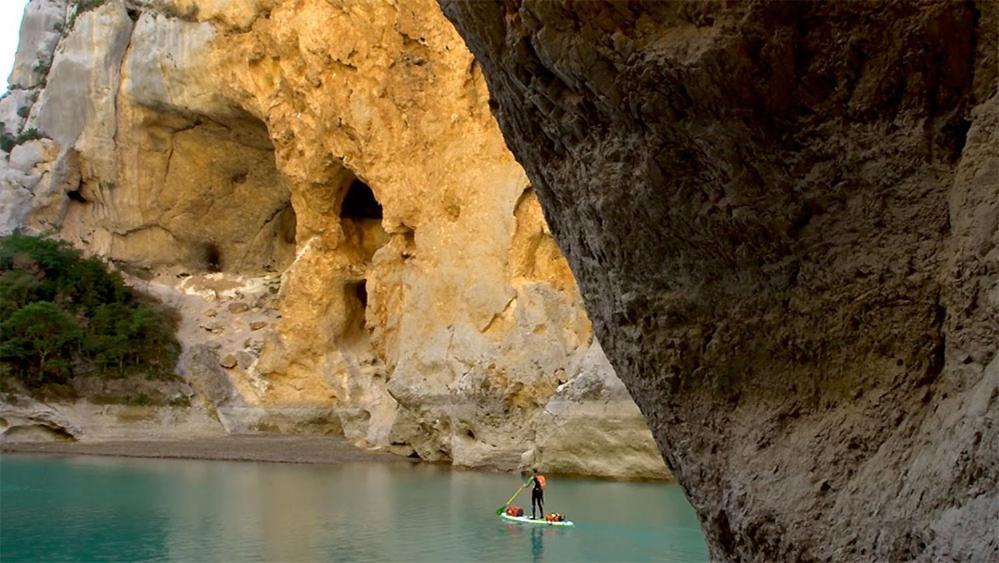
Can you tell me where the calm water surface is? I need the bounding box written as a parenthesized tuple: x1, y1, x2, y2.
(0, 454, 707, 562)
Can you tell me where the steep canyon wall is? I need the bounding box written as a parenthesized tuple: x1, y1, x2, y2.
(0, 0, 668, 479)
(441, 0, 997, 560)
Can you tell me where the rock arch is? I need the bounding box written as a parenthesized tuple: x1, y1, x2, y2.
(441, 0, 998, 560)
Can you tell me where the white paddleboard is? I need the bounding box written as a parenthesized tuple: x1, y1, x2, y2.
(499, 512, 574, 527)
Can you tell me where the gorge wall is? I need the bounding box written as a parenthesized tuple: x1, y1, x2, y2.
(0, 0, 668, 479)
(441, 0, 997, 561)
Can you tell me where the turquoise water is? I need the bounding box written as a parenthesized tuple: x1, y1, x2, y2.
(0, 455, 707, 562)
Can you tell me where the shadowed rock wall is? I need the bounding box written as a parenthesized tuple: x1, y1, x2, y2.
(440, 0, 997, 560)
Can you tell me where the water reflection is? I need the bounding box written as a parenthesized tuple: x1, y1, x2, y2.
(532, 527, 544, 562)
(1, 456, 708, 562)
(156, 461, 405, 561)
(500, 519, 569, 563)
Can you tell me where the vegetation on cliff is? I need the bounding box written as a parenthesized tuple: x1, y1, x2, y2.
(0, 128, 43, 153)
(0, 233, 180, 387)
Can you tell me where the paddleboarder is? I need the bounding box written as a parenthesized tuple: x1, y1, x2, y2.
(530, 468, 546, 520)
(496, 472, 572, 526)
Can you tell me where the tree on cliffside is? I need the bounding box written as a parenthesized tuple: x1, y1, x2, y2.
(0, 232, 180, 386)
(88, 302, 178, 375)
(0, 302, 80, 384)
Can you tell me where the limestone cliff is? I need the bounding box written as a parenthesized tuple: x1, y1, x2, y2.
(441, 0, 997, 560)
(0, 0, 668, 479)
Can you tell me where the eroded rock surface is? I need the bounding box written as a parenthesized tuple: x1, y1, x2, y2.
(0, 393, 82, 442)
(0, 0, 668, 479)
(441, 0, 997, 560)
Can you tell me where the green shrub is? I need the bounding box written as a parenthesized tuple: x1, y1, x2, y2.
(75, 0, 107, 11)
(0, 233, 180, 386)
(31, 59, 50, 75)
(160, 3, 200, 21)
(0, 128, 43, 153)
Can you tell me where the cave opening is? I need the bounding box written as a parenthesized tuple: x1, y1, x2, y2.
(202, 242, 222, 272)
(337, 173, 389, 344)
(354, 279, 368, 309)
(344, 279, 373, 343)
(336, 173, 390, 265)
(340, 178, 383, 220)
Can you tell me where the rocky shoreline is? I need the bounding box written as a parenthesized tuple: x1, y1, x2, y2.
(0, 434, 404, 465)
(0, 392, 671, 479)
(1, 435, 674, 483)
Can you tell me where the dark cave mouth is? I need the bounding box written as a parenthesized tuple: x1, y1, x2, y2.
(353, 279, 368, 309)
(66, 189, 87, 203)
(337, 173, 388, 341)
(201, 242, 222, 272)
(340, 178, 383, 220)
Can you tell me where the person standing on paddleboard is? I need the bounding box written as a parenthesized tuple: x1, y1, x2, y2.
(530, 468, 546, 519)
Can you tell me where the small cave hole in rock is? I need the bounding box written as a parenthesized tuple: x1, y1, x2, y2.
(465, 429, 476, 441)
(342, 279, 371, 343)
(354, 279, 368, 309)
(66, 189, 87, 203)
(340, 178, 383, 219)
(202, 242, 222, 272)
(337, 172, 389, 343)
(946, 117, 972, 159)
(337, 174, 389, 264)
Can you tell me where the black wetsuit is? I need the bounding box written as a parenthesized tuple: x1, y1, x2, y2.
(531, 476, 544, 519)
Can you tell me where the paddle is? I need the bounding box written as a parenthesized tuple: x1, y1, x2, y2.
(495, 480, 531, 515)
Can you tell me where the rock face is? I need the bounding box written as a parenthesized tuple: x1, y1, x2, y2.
(441, 1, 997, 560)
(0, 0, 668, 479)
(532, 341, 667, 479)
(0, 393, 82, 442)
